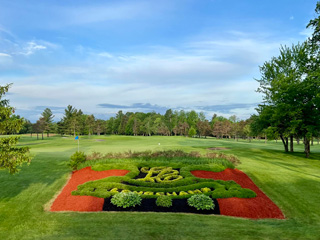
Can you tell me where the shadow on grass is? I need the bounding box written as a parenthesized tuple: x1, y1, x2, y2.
(0, 150, 71, 199)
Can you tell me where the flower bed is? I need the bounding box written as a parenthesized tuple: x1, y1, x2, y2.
(49, 162, 284, 219)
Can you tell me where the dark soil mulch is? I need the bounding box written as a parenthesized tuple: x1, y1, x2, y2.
(103, 197, 220, 215)
(134, 170, 147, 179)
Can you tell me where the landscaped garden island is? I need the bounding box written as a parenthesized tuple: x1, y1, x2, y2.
(50, 150, 284, 219)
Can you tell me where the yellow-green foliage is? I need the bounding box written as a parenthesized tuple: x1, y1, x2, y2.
(201, 187, 211, 193)
(143, 191, 154, 195)
(110, 188, 119, 193)
(121, 189, 131, 193)
(179, 191, 188, 196)
(138, 167, 183, 183)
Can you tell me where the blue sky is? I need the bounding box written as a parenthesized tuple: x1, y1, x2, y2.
(0, 0, 317, 122)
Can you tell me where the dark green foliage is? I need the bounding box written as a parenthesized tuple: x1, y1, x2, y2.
(111, 192, 142, 208)
(0, 84, 32, 174)
(68, 151, 86, 170)
(187, 194, 215, 210)
(256, 8, 320, 158)
(156, 195, 173, 208)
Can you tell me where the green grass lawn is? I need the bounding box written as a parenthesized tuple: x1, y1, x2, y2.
(1, 134, 320, 240)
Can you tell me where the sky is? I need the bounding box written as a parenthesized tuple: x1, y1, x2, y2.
(0, 0, 318, 122)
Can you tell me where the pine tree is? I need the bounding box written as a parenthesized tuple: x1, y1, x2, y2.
(0, 84, 32, 174)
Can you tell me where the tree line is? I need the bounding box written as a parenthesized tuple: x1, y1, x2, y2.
(17, 106, 257, 140)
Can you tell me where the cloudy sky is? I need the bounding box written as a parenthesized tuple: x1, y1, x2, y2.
(0, 0, 317, 122)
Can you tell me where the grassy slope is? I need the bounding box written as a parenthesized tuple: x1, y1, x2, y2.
(0, 135, 319, 240)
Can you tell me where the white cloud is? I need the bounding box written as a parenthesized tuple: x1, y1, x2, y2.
(97, 52, 113, 58)
(290, 16, 294, 20)
(0, 25, 16, 38)
(299, 28, 313, 38)
(0, 38, 52, 56)
(0, 52, 11, 57)
(0, 52, 12, 65)
(4, 30, 304, 121)
(59, 1, 170, 25)
(19, 41, 47, 56)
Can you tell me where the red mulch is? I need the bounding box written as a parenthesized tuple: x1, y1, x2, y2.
(50, 167, 129, 212)
(191, 169, 285, 219)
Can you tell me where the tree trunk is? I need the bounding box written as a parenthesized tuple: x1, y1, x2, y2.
(42, 132, 44, 140)
(31, 132, 32, 137)
(37, 133, 39, 140)
(290, 135, 294, 152)
(311, 138, 314, 146)
(304, 136, 310, 158)
(296, 137, 300, 145)
(280, 135, 289, 152)
(47, 132, 49, 138)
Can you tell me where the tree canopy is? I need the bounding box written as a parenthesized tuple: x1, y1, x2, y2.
(0, 84, 32, 174)
(254, 2, 320, 157)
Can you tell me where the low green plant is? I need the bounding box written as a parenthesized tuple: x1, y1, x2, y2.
(156, 195, 172, 208)
(110, 192, 142, 208)
(187, 194, 215, 211)
(68, 151, 86, 170)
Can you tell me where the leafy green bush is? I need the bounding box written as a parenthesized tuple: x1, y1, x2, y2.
(156, 195, 172, 208)
(188, 127, 197, 137)
(111, 192, 142, 208)
(187, 194, 215, 211)
(68, 151, 86, 170)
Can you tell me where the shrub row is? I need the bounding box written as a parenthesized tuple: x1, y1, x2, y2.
(77, 150, 238, 170)
(73, 179, 256, 199)
(110, 192, 214, 211)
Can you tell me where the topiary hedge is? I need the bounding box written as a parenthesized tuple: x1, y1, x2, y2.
(72, 163, 256, 200)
